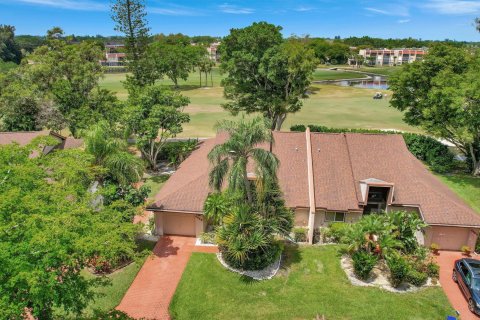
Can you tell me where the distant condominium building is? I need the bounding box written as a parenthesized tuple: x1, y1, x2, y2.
(206, 42, 221, 62)
(100, 43, 126, 66)
(358, 48, 427, 66)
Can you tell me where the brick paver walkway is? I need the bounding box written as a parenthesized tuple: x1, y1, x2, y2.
(117, 236, 217, 320)
(435, 251, 480, 320)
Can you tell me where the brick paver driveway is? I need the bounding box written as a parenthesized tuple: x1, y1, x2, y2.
(117, 236, 217, 320)
(436, 251, 480, 320)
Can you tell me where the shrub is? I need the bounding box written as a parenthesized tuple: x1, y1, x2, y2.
(430, 243, 440, 252)
(402, 133, 455, 173)
(407, 269, 428, 286)
(313, 228, 322, 244)
(325, 222, 349, 243)
(221, 242, 282, 271)
(461, 245, 472, 255)
(102, 183, 150, 207)
(426, 261, 440, 279)
(352, 251, 378, 280)
(200, 232, 216, 244)
(293, 227, 308, 242)
(158, 140, 198, 167)
(387, 254, 410, 287)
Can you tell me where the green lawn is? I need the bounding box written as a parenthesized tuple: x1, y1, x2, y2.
(357, 66, 402, 77)
(100, 72, 417, 138)
(143, 175, 169, 200)
(170, 245, 454, 320)
(437, 174, 480, 213)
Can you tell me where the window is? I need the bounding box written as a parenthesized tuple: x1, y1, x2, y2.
(325, 212, 346, 222)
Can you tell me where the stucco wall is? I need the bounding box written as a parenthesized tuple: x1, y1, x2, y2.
(294, 208, 309, 227)
(154, 211, 200, 237)
(424, 226, 479, 251)
(154, 212, 164, 236)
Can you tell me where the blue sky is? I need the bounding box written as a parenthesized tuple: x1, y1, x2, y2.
(1, 0, 480, 40)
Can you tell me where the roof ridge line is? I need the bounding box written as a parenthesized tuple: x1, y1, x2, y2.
(305, 127, 316, 244)
(343, 134, 361, 205)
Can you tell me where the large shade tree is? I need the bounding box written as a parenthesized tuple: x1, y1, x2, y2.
(389, 44, 480, 175)
(124, 85, 190, 170)
(148, 34, 206, 88)
(0, 141, 140, 319)
(0, 24, 21, 64)
(220, 22, 317, 130)
(0, 36, 120, 135)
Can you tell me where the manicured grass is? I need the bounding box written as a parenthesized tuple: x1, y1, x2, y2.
(312, 69, 365, 81)
(143, 175, 169, 200)
(100, 73, 417, 138)
(437, 174, 480, 213)
(357, 66, 402, 77)
(170, 245, 454, 320)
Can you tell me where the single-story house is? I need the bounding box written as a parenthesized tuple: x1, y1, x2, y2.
(148, 129, 480, 251)
(0, 131, 83, 155)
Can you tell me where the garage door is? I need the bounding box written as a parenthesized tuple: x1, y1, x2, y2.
(431, 226, 470, 251)
(163, 212, 196, 236)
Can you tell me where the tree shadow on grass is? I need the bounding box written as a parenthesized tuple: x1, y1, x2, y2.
(280, 242, 303, 271)
(239, 274, 259, 285)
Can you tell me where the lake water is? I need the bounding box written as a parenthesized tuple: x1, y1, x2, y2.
(317, 73, 389, 90)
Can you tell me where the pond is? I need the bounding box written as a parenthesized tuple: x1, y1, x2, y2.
(315, 73, 389, 90)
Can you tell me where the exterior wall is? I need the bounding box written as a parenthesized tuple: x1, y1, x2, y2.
(294, 208, 309, 227)
(194, 214, 206, 237)
(154, 212, 164, 236)
(312, 210, 362, 228)
(314, 210, 326, 228)
(153, 211, 200, 237)
(424, 226, 479, 251)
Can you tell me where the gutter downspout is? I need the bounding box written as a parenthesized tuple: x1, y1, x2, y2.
(306, 127, 316, 244)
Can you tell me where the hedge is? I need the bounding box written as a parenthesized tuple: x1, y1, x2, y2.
(290, 125, 455, 173)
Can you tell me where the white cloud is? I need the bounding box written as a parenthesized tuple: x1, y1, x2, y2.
(149, 6, 200, 16)
(8, 0, 107, 11)
(294, 6, 314, 12)
(219, 3, 254, 14)
(364, 5, 410, 17)
(398, 19, 411, 23)
(423, 0, 480, 14)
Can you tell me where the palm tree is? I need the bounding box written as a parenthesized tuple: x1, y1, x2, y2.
(208, 116, 279, 204)
(203, 192, 230, 226)
(83, 121, 144, 185)
(216, 205, 272, 268)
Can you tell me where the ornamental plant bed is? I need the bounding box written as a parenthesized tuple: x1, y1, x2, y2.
(87, 258, 134, 276)
(341, 255, 439, 293)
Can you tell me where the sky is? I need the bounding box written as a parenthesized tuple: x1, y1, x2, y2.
(1, 0, 480, 41)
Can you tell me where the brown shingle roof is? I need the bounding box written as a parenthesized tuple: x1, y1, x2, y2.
(0, 131, 53, 146)
(149, 131, 480, 227)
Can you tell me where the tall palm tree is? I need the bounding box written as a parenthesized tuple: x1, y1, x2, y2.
(208, 116, 279, 204)
(83, 121, 144, 185)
